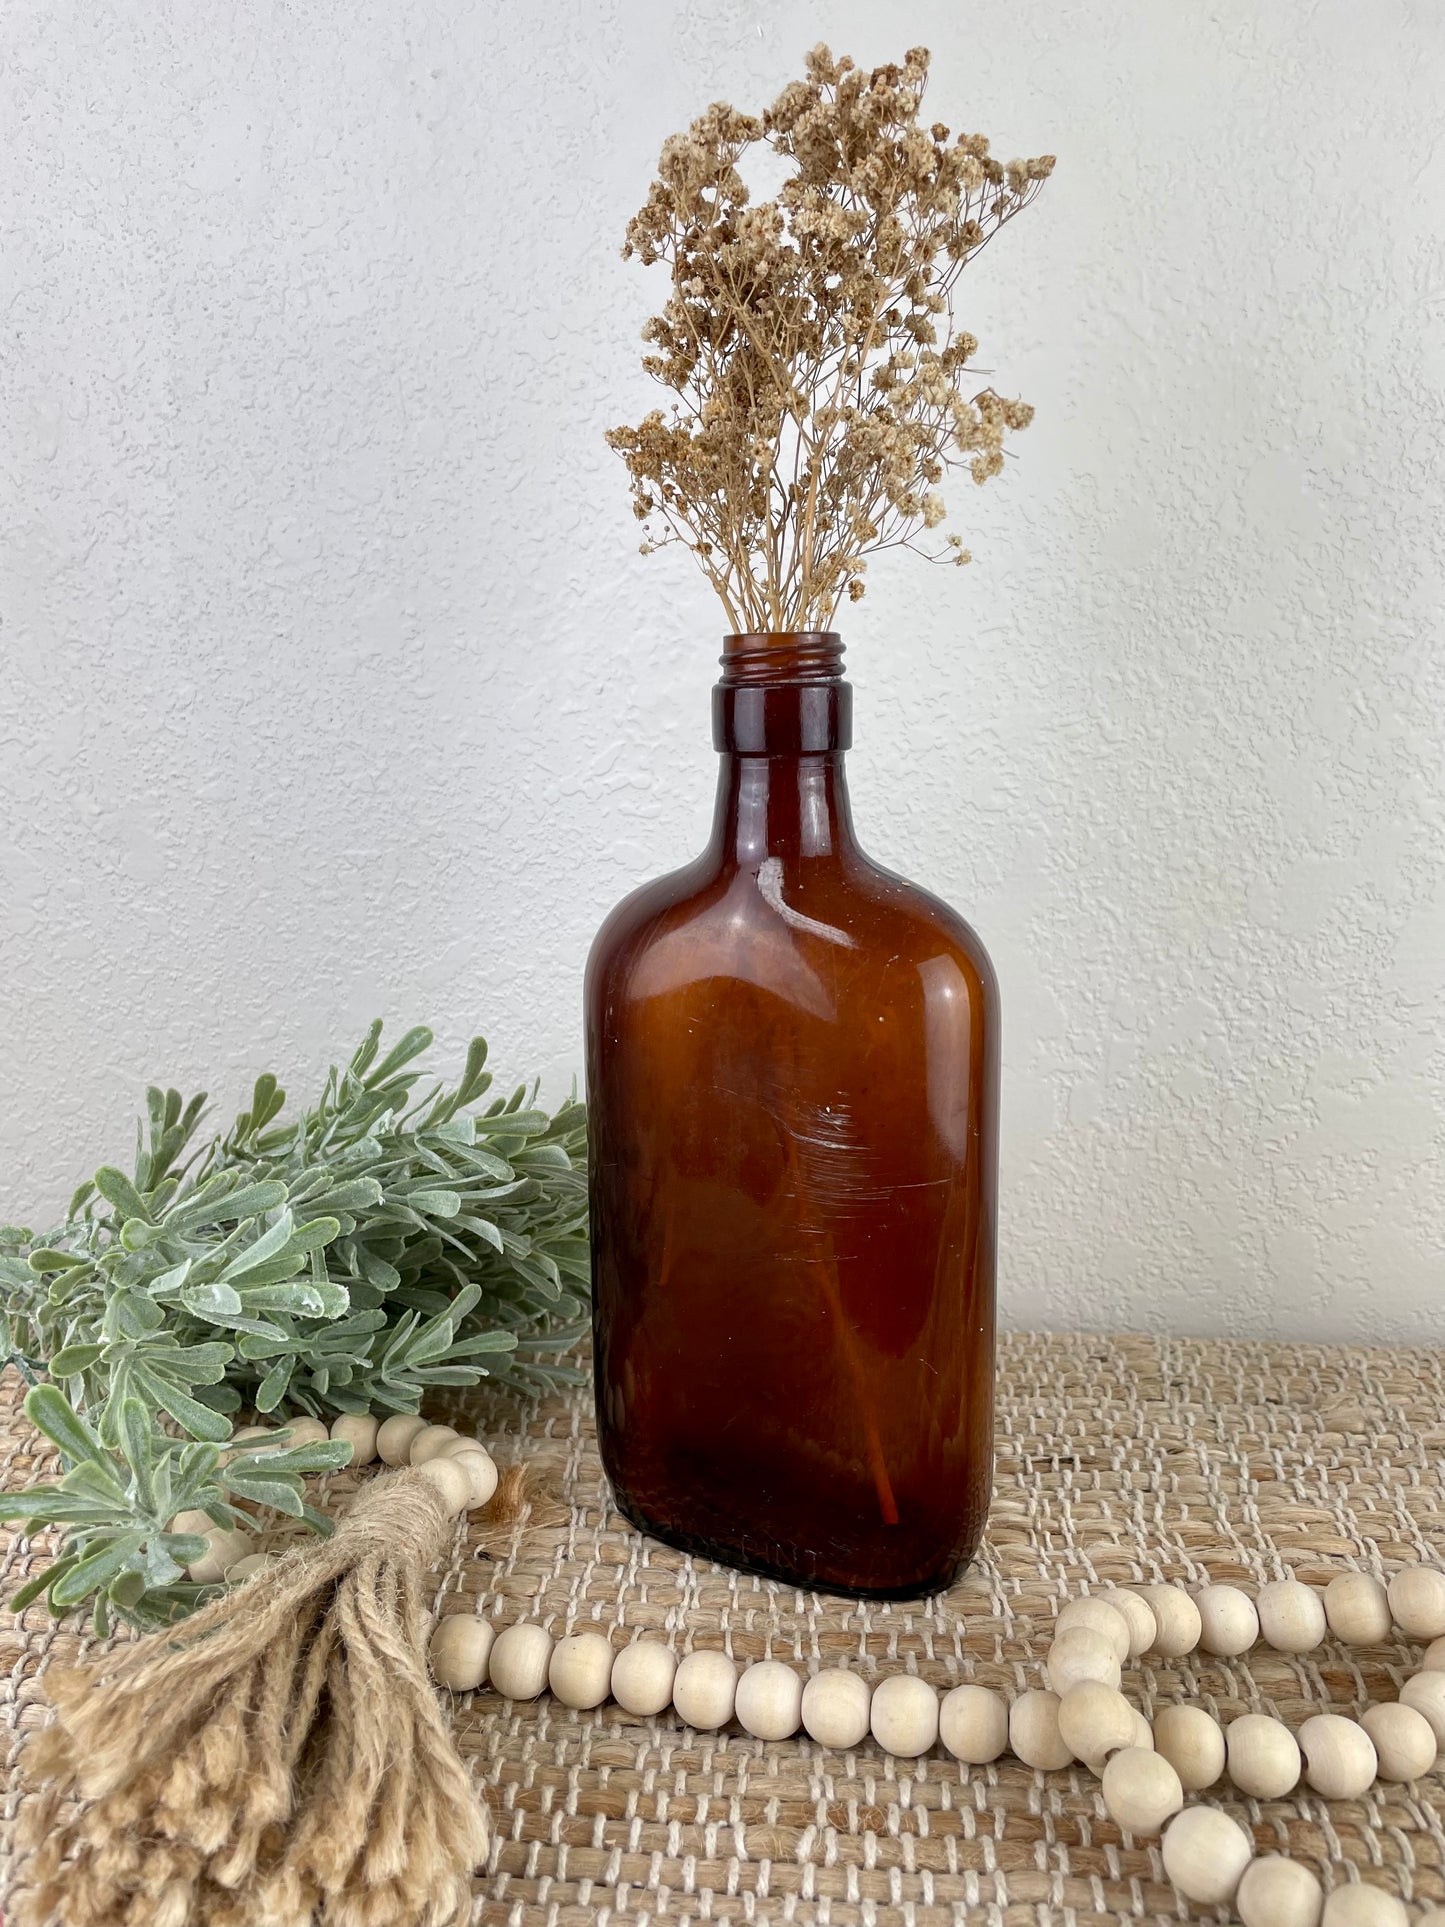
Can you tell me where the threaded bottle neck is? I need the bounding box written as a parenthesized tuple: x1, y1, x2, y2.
(713, 632, 852, 754)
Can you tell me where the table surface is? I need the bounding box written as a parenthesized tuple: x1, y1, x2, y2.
(4, 1329, 1445, 1924)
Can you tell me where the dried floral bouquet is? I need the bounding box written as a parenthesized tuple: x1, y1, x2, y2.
(608, 43, 1053, 629)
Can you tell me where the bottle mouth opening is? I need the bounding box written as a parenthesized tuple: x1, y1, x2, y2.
(720, 632, 844, 686)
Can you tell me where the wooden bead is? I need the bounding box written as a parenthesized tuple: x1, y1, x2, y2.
(1160, 1805, 1255, 1903)
(445, 1446, 500, 1508)
(672, 1651, 738, 1730)
(416, 1455, 472, 1514)
(1196, 1584, 1260, 1656)
(1139, 1584, 1202, 1658)
(869, 1675, 938, 1758)
(187, 1526, 252, 1584)
(1227, 1712, 1302, 1798)
(1046, 1627, 1122, 1696)
(939, 1684, 1009, 1765)
(1056, 1682, 1136, 1770)
(1399, 1671, 1445, 1744)
(329, 1413, 379, 1464)
(408, 1423, 460, 1465)
(1098, 1587, 1157, 1658)
(429, 1615, 495, 1691)
(548, 1632, 615, 1709)
(1360, 1702, 1437, 1781)
(611, 1639, 678, 1718)
(488, 1622, 554, 1700)
(735, 1660, 804, 1741)
(224, 1552, 272, 1581)
(276, 1414, 329, 1447)
(1054, 1597, 1131, 1662)
(376, 1414, 427, 1465)
(232, 1424, 275, 1443)
(1299, 1713, 1377, 1799)
(1153, 1704, 1225, 1790)
(801, 1670, 871, 1749)
(1323, 1572, 1392, 1646)
(1100, 1745, 1183, 1835)
(1237, 1854, 1324, 1927)
(1009, 1689, 1075, 1770)
(1321, 1886, 1409, 1927)
(1414, 1911, 1445, 1927)
(1257, 1579, 1327, 1653)
(1422, 1635, 1445, 1671)
(1388, 1566, 1445, 1641)
(1129, 1708, 1153, 1752)
(171, 1507, 214, 1538)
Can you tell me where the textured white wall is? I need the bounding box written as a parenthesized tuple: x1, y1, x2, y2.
(3, 0, 1442, 1341)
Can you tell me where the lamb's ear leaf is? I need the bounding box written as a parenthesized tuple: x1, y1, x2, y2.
(8, 1554, 79, 1614)
(93, 1166, 153, 1225)
(24, 1384, 102, 1465)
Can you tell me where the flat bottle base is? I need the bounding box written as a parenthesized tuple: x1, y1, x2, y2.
(610, 1486, 973, 1603)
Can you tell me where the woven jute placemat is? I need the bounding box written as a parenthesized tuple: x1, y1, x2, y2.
(3, 1330, 1445, 1923)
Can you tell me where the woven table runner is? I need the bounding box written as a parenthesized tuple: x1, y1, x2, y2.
(4, 1330, 1445, 1923)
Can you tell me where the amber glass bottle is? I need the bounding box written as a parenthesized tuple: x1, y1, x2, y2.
(586, 632, 999, 1598)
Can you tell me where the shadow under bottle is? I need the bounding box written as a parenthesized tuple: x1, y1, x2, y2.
(586, 632, 999, 1598)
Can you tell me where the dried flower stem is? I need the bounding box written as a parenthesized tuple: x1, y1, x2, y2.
(609, 45, 1053, 630)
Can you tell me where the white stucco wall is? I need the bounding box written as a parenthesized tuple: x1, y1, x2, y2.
(3, 0, 1442, 1341)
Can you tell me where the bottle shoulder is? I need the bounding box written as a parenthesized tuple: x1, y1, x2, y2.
(587, 849, 997, 1016)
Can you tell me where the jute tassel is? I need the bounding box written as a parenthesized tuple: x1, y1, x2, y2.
(13, 1467, 488, 1927)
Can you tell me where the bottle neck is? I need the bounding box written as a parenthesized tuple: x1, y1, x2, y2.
(711, 754, 855, 866)
(709, 632, 856, 867)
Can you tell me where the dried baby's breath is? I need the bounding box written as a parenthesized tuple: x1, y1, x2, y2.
(608, 45, 1053, 630)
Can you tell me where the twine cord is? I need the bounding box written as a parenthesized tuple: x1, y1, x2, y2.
(13, 1468, 487, 1927)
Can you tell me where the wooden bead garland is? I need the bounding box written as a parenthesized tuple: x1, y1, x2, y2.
(213, 1421, 1445, 1926)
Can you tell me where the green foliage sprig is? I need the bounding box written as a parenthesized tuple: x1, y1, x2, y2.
(0, 1022, 588, 1630)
